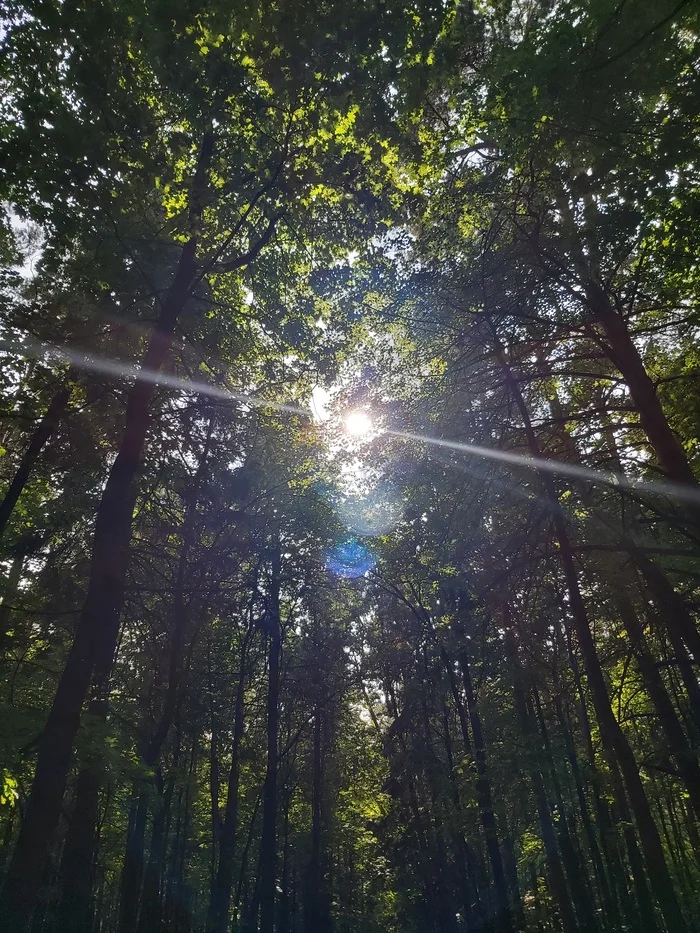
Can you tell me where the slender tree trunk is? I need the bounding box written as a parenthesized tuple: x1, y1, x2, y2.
(0, 132, 215, 933)
(561, 614, 642, 930)
(497, 341, 688, 931)
(0, 375, 72, 543)
(548, 389, 700, 735)
(118, 792, 149, 933)
(56, 738, 101, 933)
(634, 557, 700, 731)
(438, 645, 492, 927)
(385, 681, 442, 930)
(530, 688, 598, 931)
(505, 627, 579, 933)
(614, 595, 700, 815)
(233, 794, 262, 929)
(417, 679, 460, 933)
(206, 621, 251, 933)
(552, 689, 618, 926)
(304, 705, 331, 933)
(589, 290, 698, 490)
(442, 705, 485, 932)
(278, 780, 292, 933)
(137, 772, 173, 933)
(455, 631, 513, 933)
(259, 545, 282, 933)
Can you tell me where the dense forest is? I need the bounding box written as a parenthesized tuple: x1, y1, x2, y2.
(1, 2, 700, 932)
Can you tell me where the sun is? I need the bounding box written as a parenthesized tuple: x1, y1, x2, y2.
(345, 410, 372, 437)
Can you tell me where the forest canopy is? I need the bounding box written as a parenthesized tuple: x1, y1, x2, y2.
(1, 2, 700, 933)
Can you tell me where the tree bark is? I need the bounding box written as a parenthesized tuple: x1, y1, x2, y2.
(505, 626, 579, 933)
(304, 705, 331, 933)
(259, 544, 282, 933)
(590, 291, 698, 490)
(118, 792, 149, 933)
(0, 375, 72, 543)
(206, 619, 252, 933)
(497, 346, 687, 932)
(454, 629, 514, 933)
(530, 687, 598, 931)
(56, 761, 100, 933)
(0, 131, 215, 933)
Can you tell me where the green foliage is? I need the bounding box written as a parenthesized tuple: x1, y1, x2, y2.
(1, 2, 700, 932)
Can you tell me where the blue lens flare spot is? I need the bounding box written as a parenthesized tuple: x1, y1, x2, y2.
(326, 538, 375, 579)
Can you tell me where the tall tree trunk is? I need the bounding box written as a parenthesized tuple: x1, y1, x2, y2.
(560, 613, 642, 930)
(71, 423, 207, 933)
(259, 545, 282, 933)
(118, 792, 149, 933)
(441, 705, 487, 932)
(0, 131, 215, 933)
(497, 344, 688, 932)
(613, 595, 700, 815)
(0, 375, 72, 543)
(551, 687, 618, 927)
(554, 192, 697, 492)
(454, 629, 514, 933)
(437, 637, 490, 923)
(206, 619, 252, 933)
(505, 626, 579, 933)
(137, 772, 174, 933)
(384, 680, 443, 930)
(56, 762, 100, 933)
(548, 389, 700, 733)
(304, 705, 331, 933)
(530, 687, 598, 931)
(634, 557, 700, 730)
(588, 289, 698, 490)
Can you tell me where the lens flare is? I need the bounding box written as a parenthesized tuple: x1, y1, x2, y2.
(345, 410, 372, 437)
(326, 538, 375, 578)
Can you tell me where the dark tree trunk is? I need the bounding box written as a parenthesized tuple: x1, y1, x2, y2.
(206, 620, 252, 933)
(442, 705, 486, 932)
(455, 634, 513, 933)
(0, 376, 72, 543)
(498, 342, 687, 933)
(555, 527, 684, 931)
(56, 762, 100, 933)
(304, 706, 331, 933)
(259, 545, 282, 933)
(552, 688, 618, 926)
(562, 614, 642, 930)
(439, 656, 490, 930)
(118, 792, 149, 933)
(137, 773, 173, 933)
(634, 556, 700, 731)
(505, 626, 579, 933)
(530, 688, 598, 931)
(71, 464, 198, 933)
(278, 784, 292, 933)
(590, 291, 698, 490)
(384, 681, 442, 930)
(614, 595, 700, 815)
(0, 132, 215, 933)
